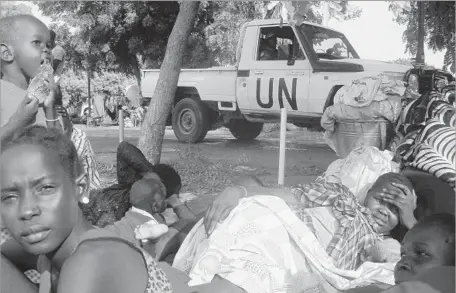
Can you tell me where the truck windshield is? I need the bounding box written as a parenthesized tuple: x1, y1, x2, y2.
(299, 24, 359, 60)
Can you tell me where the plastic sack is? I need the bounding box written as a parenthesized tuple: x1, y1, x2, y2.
(333, 75, 406, 108)
(323, 145, 400, 203)
(321, 96, 402, 131)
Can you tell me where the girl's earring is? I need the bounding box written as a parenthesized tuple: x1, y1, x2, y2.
(80, 194, 90, 204)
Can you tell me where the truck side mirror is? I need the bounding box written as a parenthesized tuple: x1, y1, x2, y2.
(287, 44, 295, 66)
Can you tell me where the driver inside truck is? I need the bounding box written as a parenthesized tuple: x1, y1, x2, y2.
(259, 32, 278, 60)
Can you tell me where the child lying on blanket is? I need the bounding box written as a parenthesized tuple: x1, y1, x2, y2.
(204, 173, 418, 270)
(345, 213, 455, 293)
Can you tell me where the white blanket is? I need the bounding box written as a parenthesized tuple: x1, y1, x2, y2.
(173, 196, 395, 293)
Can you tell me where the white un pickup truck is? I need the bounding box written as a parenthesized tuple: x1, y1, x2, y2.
(141, 19, 412, 143)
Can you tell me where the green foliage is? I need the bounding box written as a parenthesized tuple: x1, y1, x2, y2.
(35, 1, 212, 81)
(0, 2, 32, 17)
(389, 58, 414, 66)
(389, 1, 455, 72)
(35, 1, 364, 74)
(202, 2, 263, 66)
(265, 1, 362, 25)
(59, 69, 136, 105)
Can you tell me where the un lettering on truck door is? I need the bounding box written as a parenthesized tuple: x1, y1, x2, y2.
(256, 77, 299, 110)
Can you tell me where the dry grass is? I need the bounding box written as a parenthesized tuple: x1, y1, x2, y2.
(164, 144, 266, 196)
(96, 143, 325, 197)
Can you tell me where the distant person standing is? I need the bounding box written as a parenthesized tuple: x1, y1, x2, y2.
(50, 30, 65, 84)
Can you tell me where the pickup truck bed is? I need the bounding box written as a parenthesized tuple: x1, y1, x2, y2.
(142, 67, 238, 103)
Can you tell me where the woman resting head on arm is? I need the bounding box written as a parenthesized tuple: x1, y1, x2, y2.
(204, 172, 418, 238)
(0, 126, 173, 293)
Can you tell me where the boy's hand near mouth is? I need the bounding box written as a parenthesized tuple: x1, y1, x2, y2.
(27, 61, 54, 105)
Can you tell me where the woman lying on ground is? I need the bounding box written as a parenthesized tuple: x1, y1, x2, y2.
(81, 140, 186, 227)
(173, 173, 420, 292)
(0, 126, 246, 293)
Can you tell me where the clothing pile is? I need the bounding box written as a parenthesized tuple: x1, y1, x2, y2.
(321, 145, 400, 203)
(390, 91, 456, 188)
(321, 75, 406, 158)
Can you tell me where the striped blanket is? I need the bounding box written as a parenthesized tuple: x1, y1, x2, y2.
(390, 91, 456, 187)
(290, 180, 381, 270)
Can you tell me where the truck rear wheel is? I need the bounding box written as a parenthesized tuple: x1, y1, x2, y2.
(227, 119, 263, 141)
(172, 98, 209, 143)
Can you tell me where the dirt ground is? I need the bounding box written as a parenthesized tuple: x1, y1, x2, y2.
(82, 125, 338, 215)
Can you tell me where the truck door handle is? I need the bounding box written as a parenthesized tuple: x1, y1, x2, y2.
(254, 70, 264, 75)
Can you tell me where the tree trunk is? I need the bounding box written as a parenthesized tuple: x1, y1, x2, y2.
(137, 1, 200, 164)
(416, 1, 425, 64)
(86, 66, 91, 126)
(130, 56, 142, 88)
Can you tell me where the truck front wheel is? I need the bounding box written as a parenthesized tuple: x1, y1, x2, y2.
(227, 119, 263, 141)
(172, 98, 209, 143)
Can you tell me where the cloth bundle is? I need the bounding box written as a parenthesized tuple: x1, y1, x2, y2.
(322, 146, 400, 203)
(173, 195, 395, 293)
(321, 75, 405, 157)
(390, 91, 456, 187)
(332, 75, 406, 108)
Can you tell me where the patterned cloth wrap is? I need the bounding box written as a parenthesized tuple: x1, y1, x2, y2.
(290, 179, 382, 270)
(390, 91, 456, 187)
(71, 127, 102, 190)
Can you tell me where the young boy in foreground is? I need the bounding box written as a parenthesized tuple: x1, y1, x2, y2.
(0, 15, 60, 140)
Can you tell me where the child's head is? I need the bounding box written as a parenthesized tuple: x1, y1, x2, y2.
(394, 213, 455, 283)
(129, 178, 167, 215)
(148, 164, 182, 198)
(0, 126, 88, 256)
(0, 15, 51, 85)
(364, 173, 414, 234)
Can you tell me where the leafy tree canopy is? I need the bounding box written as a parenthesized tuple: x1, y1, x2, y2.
(0, 1, 32, 17)
(389, 1, 455, 72)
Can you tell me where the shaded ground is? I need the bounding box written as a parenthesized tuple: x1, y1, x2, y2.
(83, 125, 338, 215)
